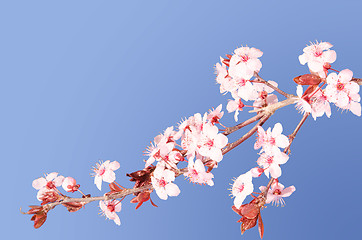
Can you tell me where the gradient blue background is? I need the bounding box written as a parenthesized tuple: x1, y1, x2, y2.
(2, 1, 361, 239)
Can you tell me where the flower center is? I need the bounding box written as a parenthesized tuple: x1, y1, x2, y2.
(273, 189, 282, 195)
(314, 50, 323, 57)
(98, 167, 106, 176)
(237, 184, 245, 193)
(159, 178, 167, 188)
(266, 156, 274, 165)
(259, 91, 268, 100)
(46, 181, 56, 189)
(241, 55, 249, 62)
(206, 139, 214, 147)
(107, 204, 115, 212)
(336, 82, 344, 91)
(269, 137, 276, 145)
(191, 169, 198, 177)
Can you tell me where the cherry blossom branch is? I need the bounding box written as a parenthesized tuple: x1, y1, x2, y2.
(249, 96, 299, 114)
(352, 77, 362, 85)
(261, 112, 310, 197)
(253, 72, 290, 98)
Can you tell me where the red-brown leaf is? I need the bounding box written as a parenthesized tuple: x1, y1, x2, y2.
(258, 213, 264, 239)
(293, 74, 322, 85)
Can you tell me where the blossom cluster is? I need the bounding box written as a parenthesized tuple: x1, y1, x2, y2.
(296, 42, 361, 119)
(215, 46, 278, 121)
(145, 105, 228, 200)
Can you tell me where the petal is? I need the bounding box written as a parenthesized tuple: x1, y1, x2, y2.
(281, 186, 296, 197)
(165, 183, 181, 197)
(275, 135, 289, 148)
(269, 165, 282, 179)
(115, 202, 122, 212)
(323, 50, 336, 63)
(102, 170, 116, 183)
(339, 69, 353, 83)
(350, 101, 361, 116)
(163, 169, 176, 182)
(46, 172, 58, 181)
(234, 194, 247, 208)
(109, 161, 120, 171)
(272, 123, 283, 137)
(94, 175, 102, 190)
(32, 177, 47, 190)
(214, 134, 228, 148)
(113, 214, 121, 226)
(53, 176, 65, 187)
(155, 187, 168, 200)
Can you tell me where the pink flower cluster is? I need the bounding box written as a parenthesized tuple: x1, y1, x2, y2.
(143, 105, 228, 200)
(215, 46, 279, 121)
(296, 42, 361, 119)
(32, 172, 80, 201)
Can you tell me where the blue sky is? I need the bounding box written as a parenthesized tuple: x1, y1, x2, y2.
(1, 1, 361, 239)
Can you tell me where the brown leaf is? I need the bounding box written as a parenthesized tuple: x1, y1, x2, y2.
(293, 74, 322, 85)
(258, 213, 264, 239)
(62, 202, 84, 213)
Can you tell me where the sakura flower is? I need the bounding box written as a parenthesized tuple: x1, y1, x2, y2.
(32, 172, 64, 192)
(206, 104, 224, 125)
(198, 123, 228, 162)
(298, 41, 336, 78)
(151, 163, 180, 200)
(62, 177, 79, 192)
(229, 46, 263, 80)
(254, 123, 289, 155)
(92, 160, 120, 191)
(250, 81, 278, 108)
(184, 158, 214, 186)
(145, 127, 176, 167)
(325, 69, 361, 116)
(295, 85, 312, 114)
(231, 171, 254, 208)
(226, 98, 244, 122)
(235, 77, 255, 101)
(99, 200, 122, 225)
(215, 61, 233, 95)
(259, 181, 296, 206)
(257, 151, 289, 178)
(310, 89, 331, 120)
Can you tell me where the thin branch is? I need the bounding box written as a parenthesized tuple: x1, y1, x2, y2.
(352, 77, 362, 86)
(253, 72, 291, 98)
(222, 113, 271, 155)
(222, 113, 264, 136)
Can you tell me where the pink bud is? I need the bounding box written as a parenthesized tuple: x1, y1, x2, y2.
(62, 177, 79, 192)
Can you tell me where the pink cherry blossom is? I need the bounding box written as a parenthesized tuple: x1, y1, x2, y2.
(229, 46, 263, 80)
(250, 81, 278, 109)
(295, 85, 312, 115)
(32, 172, 64, 192)
(151, 163, 180, 200)
(254, 123, 289, 155)
(226, 98, 244, 122)
(259, 181, 296, 206)
(206, 104, 224, 125)
(198, 123, 228, 162)
(325, 69, 361, 116)
(310, 89, 331, 120)
(62, 177, 79, 192)
(92, 160, 120, 191)
(99, 200, 122, 225)
(257, 151, 289, 178)
(231, 171, 254, 208)
(298, 41, 336, 78)
(184, 159, 214, 186)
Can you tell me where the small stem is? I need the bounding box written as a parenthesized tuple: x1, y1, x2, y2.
(253, 72, 290, 98)
(352, 77, 362, 86)
(77, 189, 87, 197)
(222, 113, 271, 155)
(223, 113, 264, 135)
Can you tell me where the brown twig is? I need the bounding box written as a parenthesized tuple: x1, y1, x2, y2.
(253, 72, 291, 98)
(222, 113, 264, 136)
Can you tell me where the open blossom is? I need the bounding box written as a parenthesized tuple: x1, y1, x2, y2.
(226, 98, 244, 122)
(151, 163, 180, 200)
(296, 85, 312, 114)
(310, 89, 331, 120)
(99, 200, 122, 225)
(32, 172, 64, 193)
(184, 159, 214, 186)
(257, 151, 289, 178)
(251, 81, 278, 108)
(229, 46, 263, 80)
(92, 160, 120, 191)
(62, 177, 79, 192)
(231, 171, 254, 208)
(325, 69, 361, 116)
(206, 104, 224, 125)
(298, 41, 336, 78)
(259, 181, 296, 206)
(198, 123, 228, 162)
(254, 123, 289, 155)
(145, 126, 176, 168)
